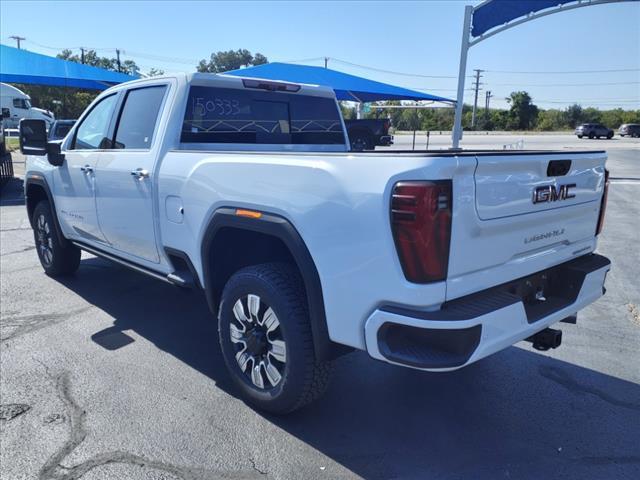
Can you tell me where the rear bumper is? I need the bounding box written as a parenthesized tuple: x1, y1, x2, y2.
(364, 254, 611, 371)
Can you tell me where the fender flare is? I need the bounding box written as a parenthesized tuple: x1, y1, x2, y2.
(201, 207, 337, 361)
(24, 175, 69, 247)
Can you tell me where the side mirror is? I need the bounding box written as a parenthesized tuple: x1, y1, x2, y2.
(19, 119, 47, 155)
(46, 141, 65, 167)
(1, 108, 9, 119)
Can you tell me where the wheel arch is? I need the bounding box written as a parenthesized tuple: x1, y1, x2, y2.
(24, 176, 69, 247)
(201, 207, 344, 362)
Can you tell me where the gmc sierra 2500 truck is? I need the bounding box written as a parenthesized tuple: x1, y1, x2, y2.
(21, 73, 611, 414)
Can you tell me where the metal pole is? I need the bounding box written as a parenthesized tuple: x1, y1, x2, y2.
(116, 49, 122, 72)
(451, 5, 473, 149)
(471, 69, 482, 128)
(426, 131, 430, 150)
(412, 129, 416, 150)
(81, 47, 85, 64)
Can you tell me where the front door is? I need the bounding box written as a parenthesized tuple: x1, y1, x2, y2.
(94, 85, 167, 263)
(52, 93, 119, 244)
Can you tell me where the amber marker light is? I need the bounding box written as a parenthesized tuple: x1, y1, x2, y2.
(235, 209, 263, 219)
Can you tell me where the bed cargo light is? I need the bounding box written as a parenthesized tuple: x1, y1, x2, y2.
(391, 181, 452, 283)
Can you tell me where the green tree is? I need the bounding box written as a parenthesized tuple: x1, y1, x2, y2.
(57, 49, 140, 76)
(197, 49, 268, 73)
(506, 91, 538, 130)
(564, 104, 583, 128)
(145, 68, 165, 77)
(537, 109, 566, 131)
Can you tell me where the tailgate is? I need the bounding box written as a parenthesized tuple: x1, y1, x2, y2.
(446, 152, 607, 300)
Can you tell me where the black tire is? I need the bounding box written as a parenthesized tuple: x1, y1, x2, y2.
(32, 201, 81, 276)
(350, 134, 372, 151)
(577, 135, 583, 139)
(607, 132, 613, 139)
(218, 262, 332, 414)
(588, 132, 595, 139)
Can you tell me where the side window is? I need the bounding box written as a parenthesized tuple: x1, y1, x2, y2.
(13, 98, 27, 109)
(73, 94, 118, 150)
(113, 86, 167, 149)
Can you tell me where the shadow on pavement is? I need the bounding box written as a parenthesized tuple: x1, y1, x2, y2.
(57, 257, 640, 479)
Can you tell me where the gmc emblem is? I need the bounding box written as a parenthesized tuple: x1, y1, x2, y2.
(533, 183, 576, 204)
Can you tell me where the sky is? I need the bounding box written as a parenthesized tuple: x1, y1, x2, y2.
(1, 0, 639, 110)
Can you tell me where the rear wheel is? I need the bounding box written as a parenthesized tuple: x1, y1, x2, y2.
(32, 201, 81, 276)
(218, 263, 332, 414)
(350, 133, 372, 151)
(607, 132, 613, 139)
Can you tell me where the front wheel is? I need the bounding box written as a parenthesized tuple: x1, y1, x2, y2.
(607, 132, 613, 139)
(32, 201, 81, 276)
(577, 135, 583, 139)
(218, 263, 332, 414)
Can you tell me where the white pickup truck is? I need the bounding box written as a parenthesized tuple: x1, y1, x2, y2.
(21, 73, 611, 414)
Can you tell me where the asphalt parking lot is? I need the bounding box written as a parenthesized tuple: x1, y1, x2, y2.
(1, 135, 639, 480)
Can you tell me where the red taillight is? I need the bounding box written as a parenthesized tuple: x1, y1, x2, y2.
(596, 169, 610, 235)
(391, 181, 452, 283)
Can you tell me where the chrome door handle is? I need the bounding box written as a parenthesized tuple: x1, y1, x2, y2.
(130, 168, 149, 179)
(80, 165, 93, 174)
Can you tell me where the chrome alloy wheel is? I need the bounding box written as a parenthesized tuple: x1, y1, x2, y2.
(230, 294, 287, 389)
(36, 214, 54, 266)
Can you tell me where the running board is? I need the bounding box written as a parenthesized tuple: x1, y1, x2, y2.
(72, 241, 189, 287)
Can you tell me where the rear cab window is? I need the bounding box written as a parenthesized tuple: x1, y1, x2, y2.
(180, 82, 346, 148)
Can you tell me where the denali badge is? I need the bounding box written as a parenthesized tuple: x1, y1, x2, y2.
(532, 183, 576, 204)
(525, 228, 565, 244)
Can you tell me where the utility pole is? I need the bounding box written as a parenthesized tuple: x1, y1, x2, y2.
(324, 57, 329, 69)
(485, 90, 493, 113)
(116, 49, 122, 72)
(9, 36, 25, 49)
(80, 47, 85, 64)
(471, 69, 483, 128)
(484, 90, 493, 126)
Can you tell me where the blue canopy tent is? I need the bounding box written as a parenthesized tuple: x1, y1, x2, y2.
(0, 44, 137, 90)
(224, 62, 454, 103)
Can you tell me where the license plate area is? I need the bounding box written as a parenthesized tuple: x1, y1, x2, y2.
(502, 265, 584, 323)
(443, 254, 609, 324)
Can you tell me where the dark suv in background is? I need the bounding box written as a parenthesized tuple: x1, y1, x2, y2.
(575, 123, 614, 139)
(618, 123, 640, 138)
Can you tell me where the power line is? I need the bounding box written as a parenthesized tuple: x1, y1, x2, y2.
(488, 81, 640, 87)
(329, 57, 458, 79)
(485, 68, 640, 74)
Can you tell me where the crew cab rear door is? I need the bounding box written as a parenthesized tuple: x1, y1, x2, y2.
(94, 84, 168, 264)
(446, 151, 606, 300)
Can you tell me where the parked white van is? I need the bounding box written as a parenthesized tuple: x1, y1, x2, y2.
(1, 83, 54, 129)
